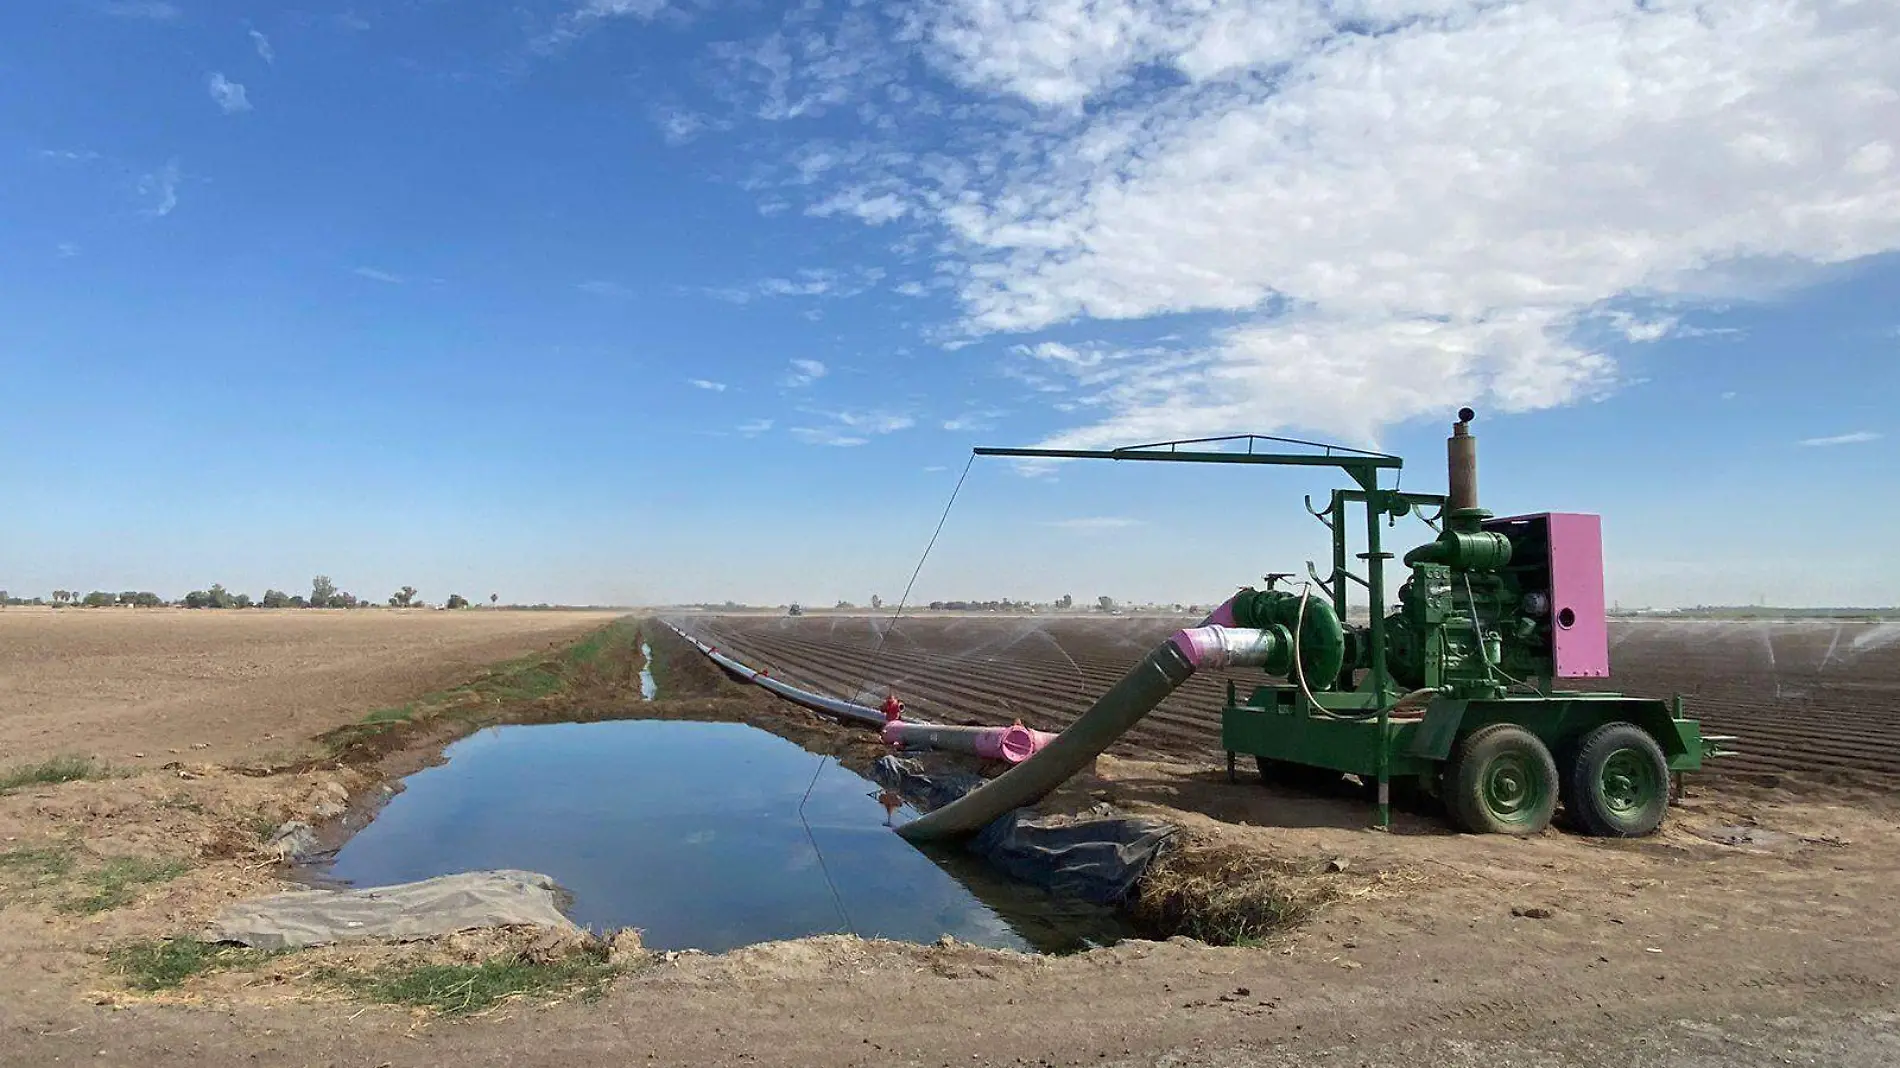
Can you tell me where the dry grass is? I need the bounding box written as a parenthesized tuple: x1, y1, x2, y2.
(1130, 834, 1357, 946)
(0, 755, 111, 794)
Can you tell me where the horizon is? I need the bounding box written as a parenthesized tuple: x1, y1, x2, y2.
(4, 2, 1897, 610)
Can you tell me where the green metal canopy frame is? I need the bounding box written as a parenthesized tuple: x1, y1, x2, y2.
(974, 433, 1447, 716)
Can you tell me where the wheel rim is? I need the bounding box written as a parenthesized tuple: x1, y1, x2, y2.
(1482, 752, 1547, 825)
(1600, 748, 1662, 817)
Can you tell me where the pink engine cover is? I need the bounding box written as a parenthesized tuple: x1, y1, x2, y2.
(1486, 512, 1610, 679)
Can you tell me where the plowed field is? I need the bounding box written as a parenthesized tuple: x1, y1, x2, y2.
(678, 614, 1900, 779)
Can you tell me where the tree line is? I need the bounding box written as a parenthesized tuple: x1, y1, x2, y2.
(3, 578, 500, 610)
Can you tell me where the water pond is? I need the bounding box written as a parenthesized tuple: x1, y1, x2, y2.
(320, 719, 1129, 953)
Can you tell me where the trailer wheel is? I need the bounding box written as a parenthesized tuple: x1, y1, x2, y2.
(1446, 724, 1558, 835)
(1563, 722, 1669, 838)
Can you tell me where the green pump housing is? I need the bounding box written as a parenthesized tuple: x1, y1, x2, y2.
(974, 410, 1728, 837)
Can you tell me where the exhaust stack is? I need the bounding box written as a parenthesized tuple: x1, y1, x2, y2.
(1447, 407, 1479, 512)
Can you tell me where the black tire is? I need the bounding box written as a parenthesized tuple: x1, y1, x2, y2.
(1563, 722, 1670, 838)
(1445, 723, 1559, 835)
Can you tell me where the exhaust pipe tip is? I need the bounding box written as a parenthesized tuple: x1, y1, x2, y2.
(1447, 406, 1480, 512)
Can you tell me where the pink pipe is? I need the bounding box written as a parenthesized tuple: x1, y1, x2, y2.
(880, 721, 1057, 764)
(672, 624, 1055, 754)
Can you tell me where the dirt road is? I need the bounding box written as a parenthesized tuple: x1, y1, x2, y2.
(1, 614, 1896, 1067)
(0, 607, 622, 764)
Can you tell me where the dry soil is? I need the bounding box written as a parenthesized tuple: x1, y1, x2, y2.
(1, 611, 1896, 1067)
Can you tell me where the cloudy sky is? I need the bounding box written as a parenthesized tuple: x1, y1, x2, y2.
(3, 0, 1897, 607)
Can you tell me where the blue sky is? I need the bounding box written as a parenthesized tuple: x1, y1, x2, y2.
(2, 0, 1896, 608)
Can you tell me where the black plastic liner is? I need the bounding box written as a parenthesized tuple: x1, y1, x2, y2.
(872, 755, 1177, 905)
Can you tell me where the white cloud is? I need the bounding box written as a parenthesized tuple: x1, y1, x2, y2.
(250, 29, 274, 63)
(1042, 516, 1143, 531)
(710, 266, 883, 304)
(688, 378, 728, 392)
(1605, 312, 1680, 344)
(353, 266, 404, 284)
(56, 242, 80, 258)
(942, 409, 1004, 432)
(692, 0, 1900, 446)
(790, 427, 869, 447)
(577, 280, 634, 298)
(1798, 431, 1883, 447)
(138, 159, 181, 217)
(207, 73, 251, 114)
(653, 106, 728, 144)
(923, 464, 950, 472)
(1721, 390, 1739, 401)
(99, 1, 179, 20)
(534, 0, 671, 54)
(894, 281, 929, 297)
(37, 149, 100, 162)
(790, 407, 913, 446)
(737, 418, 775, 436)
(808, 188, 909, 225)
(832, 410, 914, 434)
(707, 14, 891, 123)
(782, 358, 828, 387)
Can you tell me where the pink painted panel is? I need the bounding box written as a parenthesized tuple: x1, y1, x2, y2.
(1545, 512, 1609, 678)
(1486, 513, 1610, 679)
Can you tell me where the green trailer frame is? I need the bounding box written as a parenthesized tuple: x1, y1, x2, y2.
(1221, 685, 1709, 782)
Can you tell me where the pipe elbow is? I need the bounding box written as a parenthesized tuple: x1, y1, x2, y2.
(1170, 625, 1286, 671)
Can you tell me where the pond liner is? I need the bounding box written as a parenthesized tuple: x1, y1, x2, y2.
(872, 755, 1176, 907)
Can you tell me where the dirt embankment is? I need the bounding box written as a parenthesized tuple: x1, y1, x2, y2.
(1, 613, 1897, 1066)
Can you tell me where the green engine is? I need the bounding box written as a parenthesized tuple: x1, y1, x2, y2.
(1225, 509, 1563, 703)
(1382, 511, 1556, 699)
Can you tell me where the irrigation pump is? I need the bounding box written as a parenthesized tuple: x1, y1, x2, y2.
(925, 410, 1724, 839)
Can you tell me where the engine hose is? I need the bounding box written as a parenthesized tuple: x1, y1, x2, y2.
(1294, 582, 1389, 721)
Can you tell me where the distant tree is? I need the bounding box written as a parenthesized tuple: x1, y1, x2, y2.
(835, 600, 855, 609)
(389, 585, 419, 608)
(329, 591, 359, 608)
(289, 595, 308, 608)
(260, 589, 292, 608)
(1096, 595, 1116, 613)
(83, 591, 116, 607)
(206, 583, 236, 609)
(51, 590, 69, 604)
(184, 590, 208, 609)
(870, 594, 883, 610)
(132, 592, 162, 607)
(1058, 594, 1074, 609)
(310, 575, 337, 607)
(446, 593, 470, 609)
(490, 593, 498, 606)
(233, 592, 254, 609)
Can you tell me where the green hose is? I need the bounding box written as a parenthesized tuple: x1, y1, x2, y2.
(896, 641, 1197, 842)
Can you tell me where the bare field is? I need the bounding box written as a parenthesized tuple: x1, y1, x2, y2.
(682, 614, 1900, 779)
(0, 607, 624, 765)
(0, 612, 1896, 1066)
